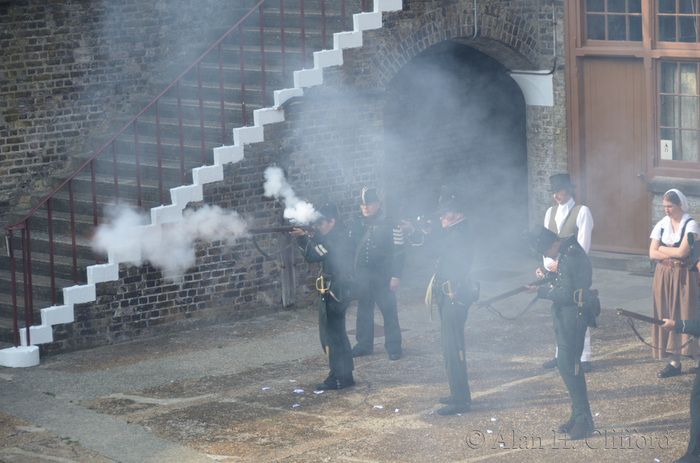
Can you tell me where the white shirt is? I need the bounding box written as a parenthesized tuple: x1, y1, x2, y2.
(650, 214, 699, 246)
(542, 197, 594, 270)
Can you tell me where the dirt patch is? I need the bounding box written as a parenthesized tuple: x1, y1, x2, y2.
(0, 412, 114, 463)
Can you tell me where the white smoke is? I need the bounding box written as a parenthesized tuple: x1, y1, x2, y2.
(93, 204, 247, 282)
(263, 166, 320, 225)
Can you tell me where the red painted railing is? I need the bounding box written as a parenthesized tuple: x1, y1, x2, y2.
(4, 0, 363, 347)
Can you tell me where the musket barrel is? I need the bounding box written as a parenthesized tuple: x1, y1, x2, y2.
(247, 226, 309, 234)
(476, 274, 556, 307)
(476, 286, 527, 307)
(617, 309, 664, 325)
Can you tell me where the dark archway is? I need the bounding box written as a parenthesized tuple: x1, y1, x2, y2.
(384, 40, 528, 247)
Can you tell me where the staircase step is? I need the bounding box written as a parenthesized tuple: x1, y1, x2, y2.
(6, 229, 98, 263)
(0, 268, 71, 316)
(0, 0, 373, 352)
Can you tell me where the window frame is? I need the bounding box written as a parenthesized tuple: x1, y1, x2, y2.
(582, 0, 645, 46)
(576, 0, 700, 175)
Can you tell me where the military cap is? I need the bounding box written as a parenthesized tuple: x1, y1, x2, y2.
(317, 202, 339, 221)
(549, 173, 576, 192)
(361, 187, 381, 205)
(436, 185, 466, 214)
(523, 225, 559, 255)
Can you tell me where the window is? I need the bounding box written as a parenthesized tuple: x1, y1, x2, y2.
(659, 62, 700, 161)
(585, 0, 643, 41)
(658, 0, 700, 43)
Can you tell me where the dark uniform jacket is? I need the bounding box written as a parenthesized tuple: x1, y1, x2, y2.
(411, 218, 475, 305)
(296, 225, 354, 313)
(350, 210, 405, 280)
(537, 235, 595, 325)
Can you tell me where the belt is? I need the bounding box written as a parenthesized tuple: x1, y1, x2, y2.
(658, 259, 694, 269)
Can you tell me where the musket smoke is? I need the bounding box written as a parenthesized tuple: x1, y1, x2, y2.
(93, 204, 247, 282)
(263, 166, 320, 225)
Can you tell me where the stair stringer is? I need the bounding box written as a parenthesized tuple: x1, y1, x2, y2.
(0, 0, 403, 368)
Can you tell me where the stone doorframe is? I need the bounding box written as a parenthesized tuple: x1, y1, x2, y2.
(346, 1, 568, 227)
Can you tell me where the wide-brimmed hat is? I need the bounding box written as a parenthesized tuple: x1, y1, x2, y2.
(523, 225, 559, 254)
(549, 173, 576, 192)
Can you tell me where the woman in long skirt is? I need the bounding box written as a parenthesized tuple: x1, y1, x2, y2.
(650, 188, 700, 378)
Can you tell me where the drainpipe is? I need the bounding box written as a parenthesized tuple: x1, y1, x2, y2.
(472, 0, 478, 38)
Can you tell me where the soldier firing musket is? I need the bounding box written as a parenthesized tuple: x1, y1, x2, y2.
(290, 202, 355, 391)
(401, 185, 476, 416)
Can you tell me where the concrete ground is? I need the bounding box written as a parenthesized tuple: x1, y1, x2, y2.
(0, 250, 695, 463)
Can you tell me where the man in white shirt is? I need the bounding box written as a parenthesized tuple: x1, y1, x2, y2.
(538, 173, 594, 372)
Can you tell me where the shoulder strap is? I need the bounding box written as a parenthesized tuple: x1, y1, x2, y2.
(354, 227, 372, 268)
(661, 218, 692, 247)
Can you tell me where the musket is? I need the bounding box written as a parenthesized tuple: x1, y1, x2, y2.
(247, 226, 310, 234)
(476, 274, 556, 307)
(617, 309, 664, 326)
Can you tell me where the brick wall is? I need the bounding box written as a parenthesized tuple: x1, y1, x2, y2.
(11, 0, 564, 354)
(44, 88, 389, 353)
(0, 0, 241, 217)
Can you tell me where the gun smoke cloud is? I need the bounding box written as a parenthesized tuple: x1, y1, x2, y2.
(92, 169, 318, 281)
(92, 205, 247, 282)
(263, 166, 320, 225)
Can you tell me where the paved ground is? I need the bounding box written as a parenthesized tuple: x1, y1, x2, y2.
(0, 249, 695, 463)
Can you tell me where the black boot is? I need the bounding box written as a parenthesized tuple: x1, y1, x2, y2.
(557, 418, 576, 432)
(339, 373, 355, 389)
(567, 416, 594, 440)
(437, 402, 470, 415)
(316, 376, 340, 390)
(542, 357, 558, 369)
(658, 363, 681, 378)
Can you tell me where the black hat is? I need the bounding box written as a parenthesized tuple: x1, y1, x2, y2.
(436, 185, 466, 214)
(317, 202, 339, 221)
(523, 225, 559, 255)
(549, 173, 576, 192)
(361, 187, 380, 205)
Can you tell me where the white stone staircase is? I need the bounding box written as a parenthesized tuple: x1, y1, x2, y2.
(0, 0, 403, 368)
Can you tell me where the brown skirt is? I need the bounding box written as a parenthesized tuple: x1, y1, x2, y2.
(652, 263, 700, 359)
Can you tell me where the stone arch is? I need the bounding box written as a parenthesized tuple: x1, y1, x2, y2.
(373, 6, 541, 88)
(381, 39, 529, 243)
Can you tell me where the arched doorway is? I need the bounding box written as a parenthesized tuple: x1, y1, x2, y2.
(383, 40, 528, 249)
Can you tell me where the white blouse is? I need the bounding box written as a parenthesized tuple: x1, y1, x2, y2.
(650, 214, 699, 247)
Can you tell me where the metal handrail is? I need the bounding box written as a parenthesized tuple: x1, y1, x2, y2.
(3, 0, 358, 347)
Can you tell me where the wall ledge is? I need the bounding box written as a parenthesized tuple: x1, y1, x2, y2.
(647, 176, 700, 196)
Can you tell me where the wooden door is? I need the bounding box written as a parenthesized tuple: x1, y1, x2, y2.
(580, 57, 651, 254)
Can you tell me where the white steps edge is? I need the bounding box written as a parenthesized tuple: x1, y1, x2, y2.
(0, 0, 403, 367)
